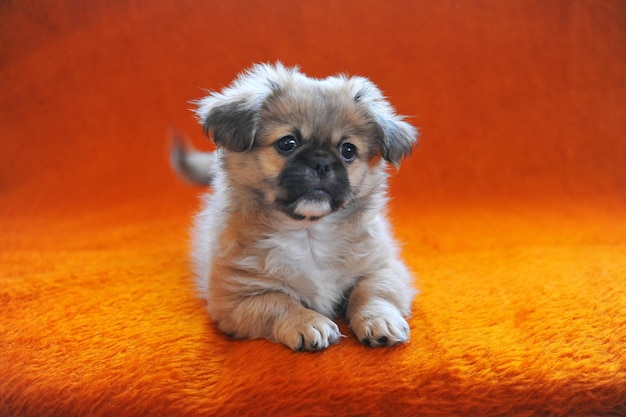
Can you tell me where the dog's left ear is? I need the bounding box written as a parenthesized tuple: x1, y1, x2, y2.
(353, 78, 419, 166)
(194, 63, 289, 152)
(373, 115, 418, 167)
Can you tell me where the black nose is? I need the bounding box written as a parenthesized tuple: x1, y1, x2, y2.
(309, 156, 331, 179)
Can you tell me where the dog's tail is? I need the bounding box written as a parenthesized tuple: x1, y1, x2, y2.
(170, 129, 216, 186)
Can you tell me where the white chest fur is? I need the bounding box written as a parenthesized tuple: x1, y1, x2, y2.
(233, 218, 376, 318)
(265, 228, 356, 316)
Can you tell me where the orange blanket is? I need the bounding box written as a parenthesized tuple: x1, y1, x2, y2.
(1, 1, 625, 415)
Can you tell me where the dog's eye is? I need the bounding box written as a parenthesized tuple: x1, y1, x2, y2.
(339, 142, 357, 162)
(276, 135, 298, 154)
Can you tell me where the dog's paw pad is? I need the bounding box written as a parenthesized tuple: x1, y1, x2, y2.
(350, 302, 410, 348)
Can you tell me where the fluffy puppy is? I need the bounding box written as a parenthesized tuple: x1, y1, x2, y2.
(173, 63, 418, 351)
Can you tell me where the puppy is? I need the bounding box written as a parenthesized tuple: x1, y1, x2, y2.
(173, 63, 418, 351)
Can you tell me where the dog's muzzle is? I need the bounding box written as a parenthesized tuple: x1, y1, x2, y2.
(276, 152, 351, 221)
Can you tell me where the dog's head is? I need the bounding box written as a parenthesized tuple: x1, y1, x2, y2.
(195, 63, 418, 221)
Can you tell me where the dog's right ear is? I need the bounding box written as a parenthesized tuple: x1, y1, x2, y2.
(195, 95, 259, 152)
(194, 63, 292, 152)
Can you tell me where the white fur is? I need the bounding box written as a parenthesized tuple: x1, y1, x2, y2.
(348, 296, 411, 347)
(191, 151, 229, 297)
(293, 198, 332, 218)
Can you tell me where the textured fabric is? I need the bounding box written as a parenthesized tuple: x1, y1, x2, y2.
(1, 1, 625, 415)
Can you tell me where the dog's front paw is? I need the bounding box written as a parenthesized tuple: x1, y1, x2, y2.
(273, 310, 342, 352)
(349, 300, 410, 347)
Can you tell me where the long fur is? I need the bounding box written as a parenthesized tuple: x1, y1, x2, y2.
(174, 63, 419, 351)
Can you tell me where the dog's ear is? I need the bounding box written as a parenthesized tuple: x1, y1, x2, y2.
(197, 97, 259, 152)
(373, 115, 418, 166)
(352, 78, 418, 166)
(194, 63, 291, 152)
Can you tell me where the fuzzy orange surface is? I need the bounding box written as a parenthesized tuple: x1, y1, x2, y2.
(1, 1, 625, 416)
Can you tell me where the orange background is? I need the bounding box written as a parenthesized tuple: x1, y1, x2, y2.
(1, 1, 625, 416)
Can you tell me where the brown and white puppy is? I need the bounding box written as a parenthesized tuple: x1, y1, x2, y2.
(173, 63, 418, 351)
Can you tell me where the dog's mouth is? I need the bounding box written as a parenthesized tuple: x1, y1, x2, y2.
(276, 190, 342, 221)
